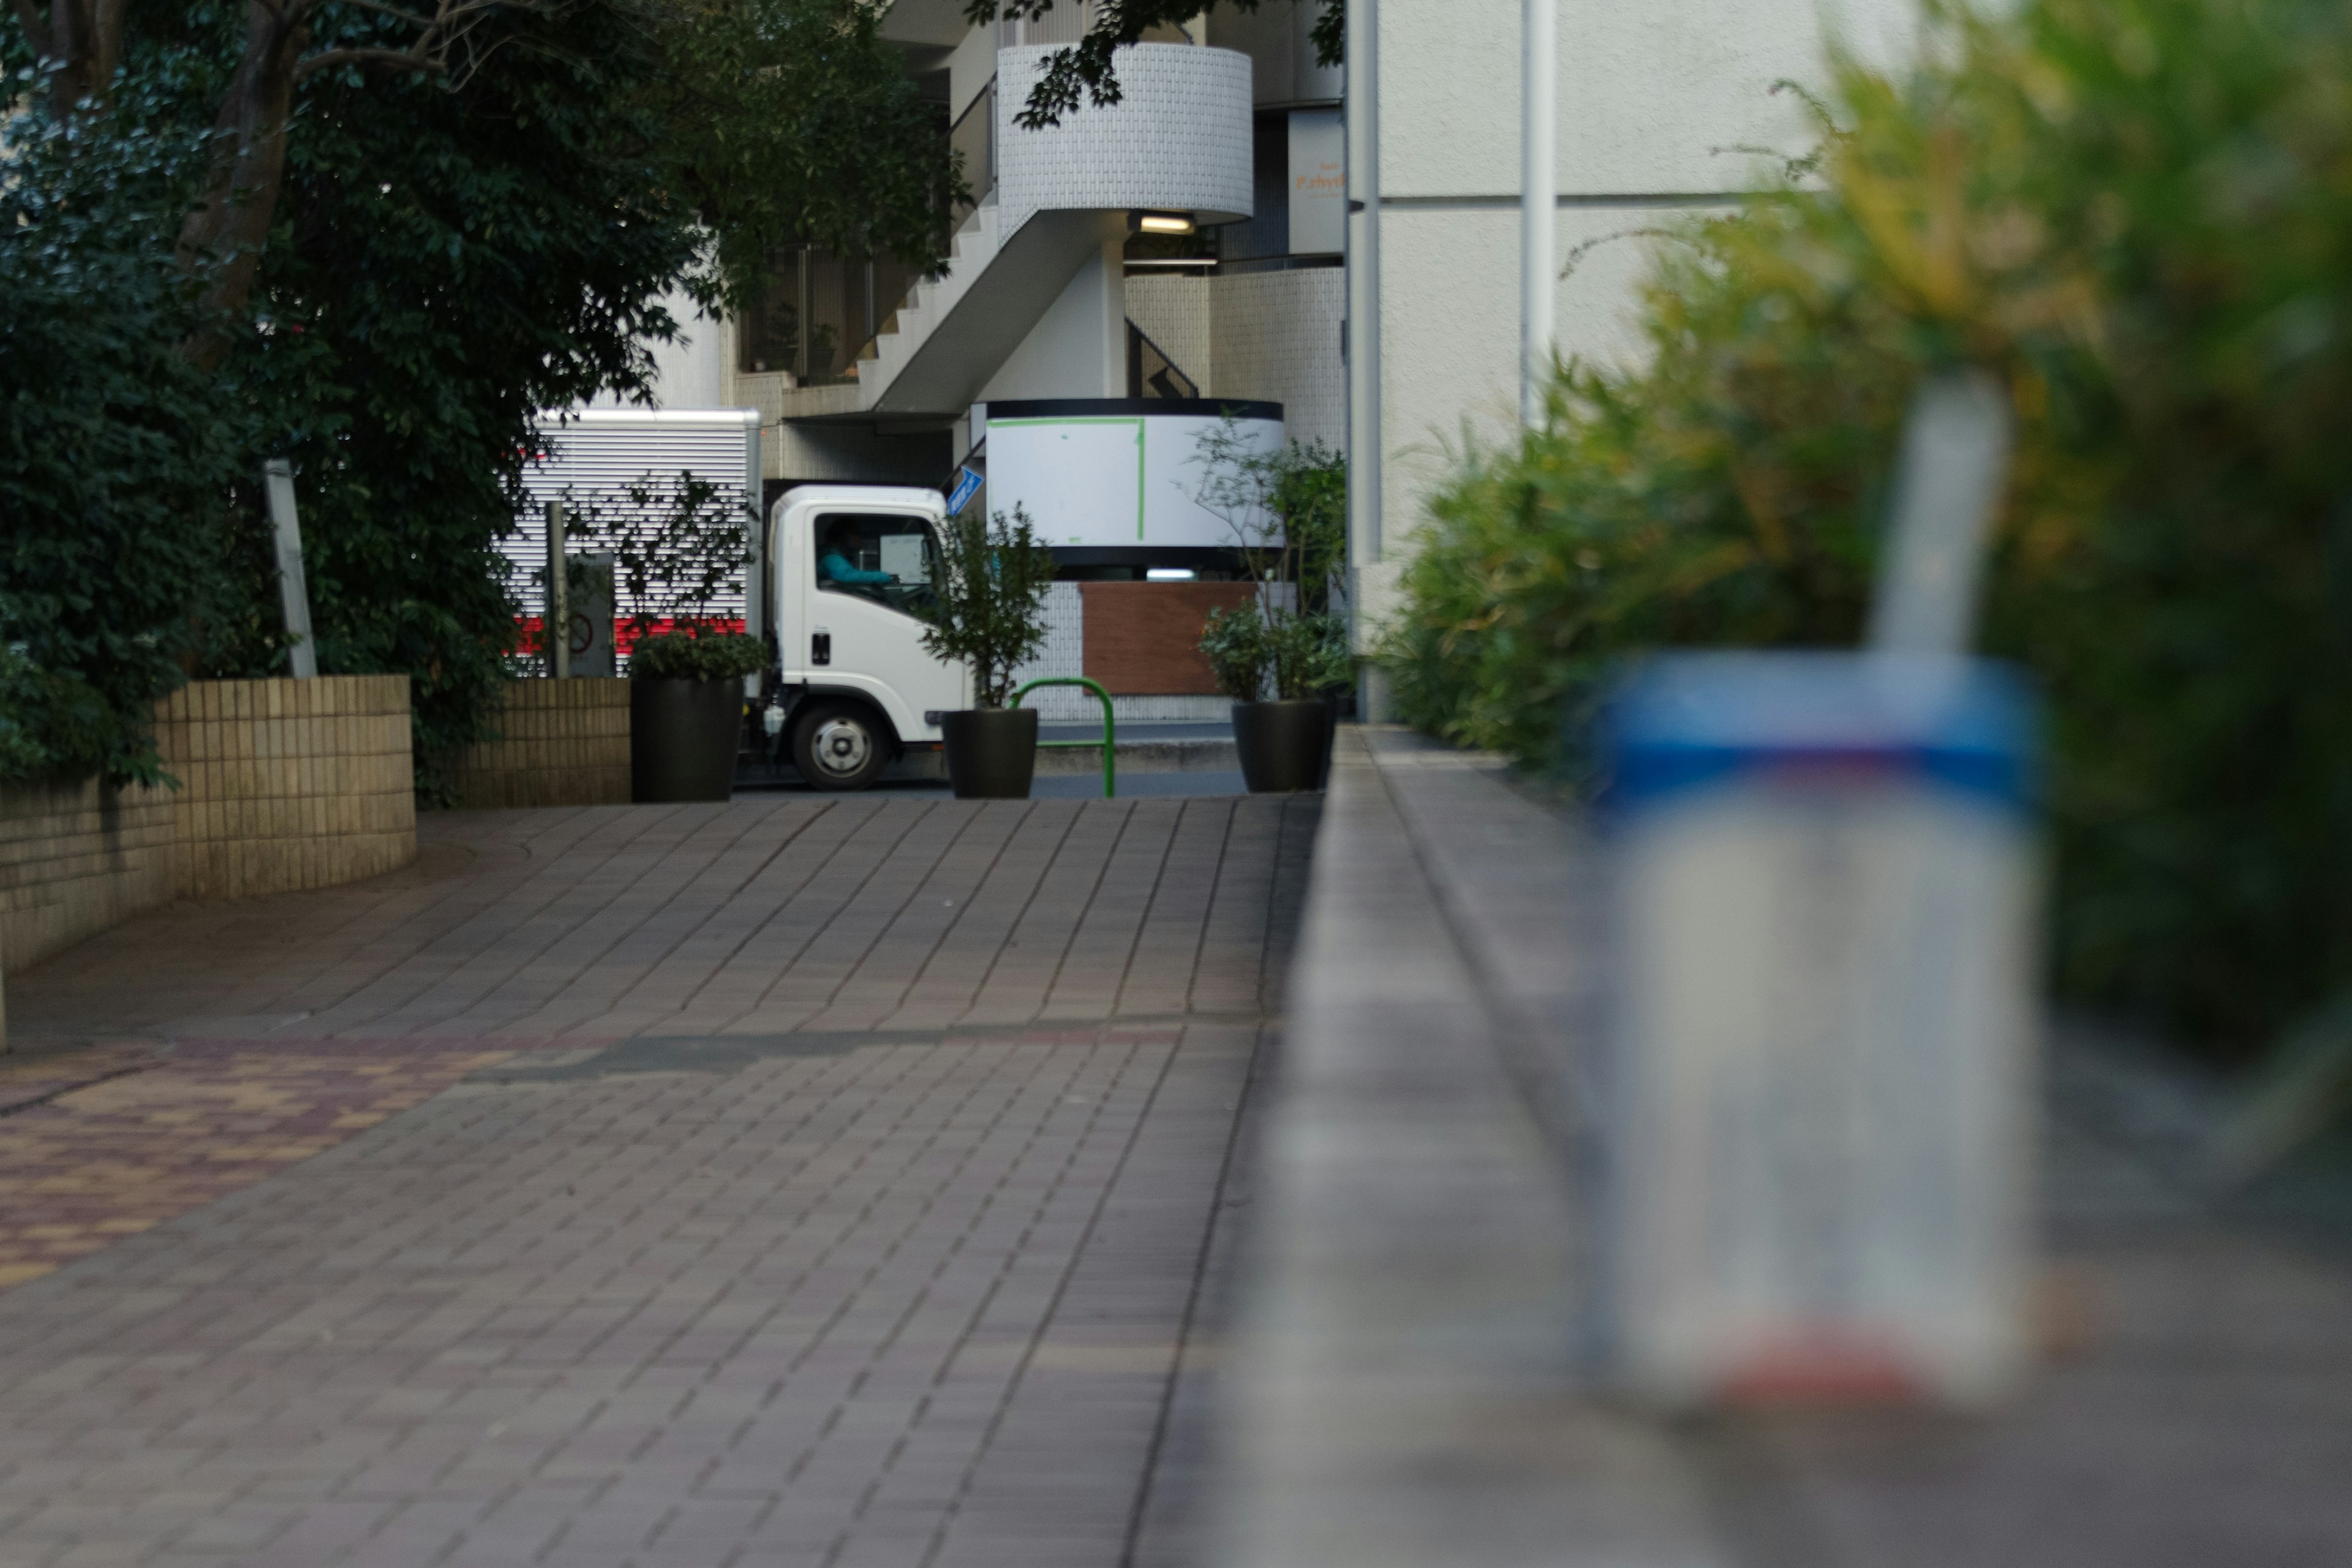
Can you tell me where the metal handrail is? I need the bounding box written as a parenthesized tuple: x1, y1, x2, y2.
(1010, 677, 1115, 799)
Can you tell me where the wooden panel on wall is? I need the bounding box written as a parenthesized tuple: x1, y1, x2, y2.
(1079, 582, 1255, 695)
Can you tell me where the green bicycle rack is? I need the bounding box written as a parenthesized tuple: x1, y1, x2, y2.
(1009, 676, 1115, 799)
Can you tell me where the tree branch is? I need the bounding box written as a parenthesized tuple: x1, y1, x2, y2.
(292, 43, 439, 79)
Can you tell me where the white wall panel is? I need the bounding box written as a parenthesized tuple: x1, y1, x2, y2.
(1381, 0, 1922, 200)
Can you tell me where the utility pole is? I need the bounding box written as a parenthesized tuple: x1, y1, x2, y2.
(1521, 0, 1558, 427)
(546, 499, 570, 679)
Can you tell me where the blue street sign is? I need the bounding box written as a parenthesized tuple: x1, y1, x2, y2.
(945, 466, 983, 517)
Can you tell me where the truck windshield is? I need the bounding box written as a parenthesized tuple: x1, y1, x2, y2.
(815, 513, 941, 616)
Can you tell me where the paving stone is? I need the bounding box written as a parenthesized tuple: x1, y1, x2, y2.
(0, 795, 1318, 1566)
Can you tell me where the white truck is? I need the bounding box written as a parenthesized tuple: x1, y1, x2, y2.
(515, 413, 973, 793)
(761, 484, 967, 790)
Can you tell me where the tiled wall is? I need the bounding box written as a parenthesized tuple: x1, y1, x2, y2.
(1124, 276, 1213, 391)
(997, 44, 1253, 235)
(0, 778, 178, 978)
(154, 677, 417, 902)
(447, 680, 632, 810)
(1210, 267, 1346, 450)
(1, 676, 417, 978)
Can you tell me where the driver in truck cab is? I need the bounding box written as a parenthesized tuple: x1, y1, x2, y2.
(818, 522, 896, 600)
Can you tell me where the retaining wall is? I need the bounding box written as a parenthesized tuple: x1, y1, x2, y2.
(1, 676, 417, 978)
(446, 679, 631, 811)
(156, 676, 416, 901)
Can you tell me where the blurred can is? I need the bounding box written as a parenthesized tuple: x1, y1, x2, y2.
(1595, 652, 2039, 1408)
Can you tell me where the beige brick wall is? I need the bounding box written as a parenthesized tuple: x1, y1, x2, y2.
(0, 777, 179, 976)
(153, 676, 417, 901)
(2, 676, 418, 978)
(446, 679, 631, 811)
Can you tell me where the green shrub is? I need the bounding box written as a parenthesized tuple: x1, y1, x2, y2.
(1382, 0, 2352, 1059)
(629, 631, 767, 683)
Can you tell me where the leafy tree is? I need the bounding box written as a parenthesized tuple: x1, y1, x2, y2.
(5, 0, 961, 793)
(652, 0, 968, 312)
(0, 89, 246, 783)
(963, 0, 1343, 127)
(921, 508, 1057, 709)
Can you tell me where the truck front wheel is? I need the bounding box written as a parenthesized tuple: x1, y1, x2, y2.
(790, 700, 891, 791)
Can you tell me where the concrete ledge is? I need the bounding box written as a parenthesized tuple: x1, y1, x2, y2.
(1209, 726, 1722, 1568)
(1212, 725, 2352, 1564)
(1036, 736, 1238, 775)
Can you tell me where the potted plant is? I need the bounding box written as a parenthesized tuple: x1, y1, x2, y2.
(627, 628, 766, 801)
(562, 472, 760, 802)
(1192, 421, 1351, 791)
(920, 505, 1056, 799)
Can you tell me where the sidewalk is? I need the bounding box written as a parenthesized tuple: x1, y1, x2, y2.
(0, 794, 1315, 1567)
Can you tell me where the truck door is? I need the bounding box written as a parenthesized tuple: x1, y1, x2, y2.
(793, 509, 967, 744)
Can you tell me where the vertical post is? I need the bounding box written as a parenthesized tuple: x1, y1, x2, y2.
(1346, 0, 1381, 572)
(1521, 0, 1558, 427)
(546, 498, 570, 680)
(1866, 369, 2015, 657)
(263, 460, 318, 680)
(1346, 0, 1386, 720)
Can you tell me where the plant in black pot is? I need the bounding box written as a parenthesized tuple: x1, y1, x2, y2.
(563, 472, 760, 803)
(919, 506, 1056, 799)
(1192, 420, 1351, 792)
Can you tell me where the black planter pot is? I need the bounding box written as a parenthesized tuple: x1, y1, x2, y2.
(1232, 699, 1331, 793)
(941, 707, 1039, 799)
(631, 678, 742, 802)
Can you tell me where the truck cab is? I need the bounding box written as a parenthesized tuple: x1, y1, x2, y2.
(766, 485, 968, 790)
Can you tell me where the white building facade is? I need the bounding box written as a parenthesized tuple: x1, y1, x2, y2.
(1344, 0, 1921, 707)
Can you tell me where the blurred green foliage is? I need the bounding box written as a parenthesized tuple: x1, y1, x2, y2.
(1383, 0, 2352, 1058)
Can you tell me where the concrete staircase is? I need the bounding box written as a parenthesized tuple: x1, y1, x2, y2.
(846, 202, 1125, 418)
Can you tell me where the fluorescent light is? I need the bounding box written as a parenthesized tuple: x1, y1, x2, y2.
(1136, 212, 1195, 235)
(1146, 568, 1198, 581)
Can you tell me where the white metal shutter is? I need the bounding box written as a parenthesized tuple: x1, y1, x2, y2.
(506, 410, 762, 652)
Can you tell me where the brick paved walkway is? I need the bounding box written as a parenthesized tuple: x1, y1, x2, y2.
(0, 796, 1315, 1567)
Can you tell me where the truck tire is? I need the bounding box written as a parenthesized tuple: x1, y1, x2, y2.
(791, 699, 891, 791)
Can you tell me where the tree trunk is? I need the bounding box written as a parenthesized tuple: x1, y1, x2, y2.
(15, 0, 126, 115)
(174, 2, 311, 372)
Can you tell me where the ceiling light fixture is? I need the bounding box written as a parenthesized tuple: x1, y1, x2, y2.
(1134, 211, 1196, 236)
